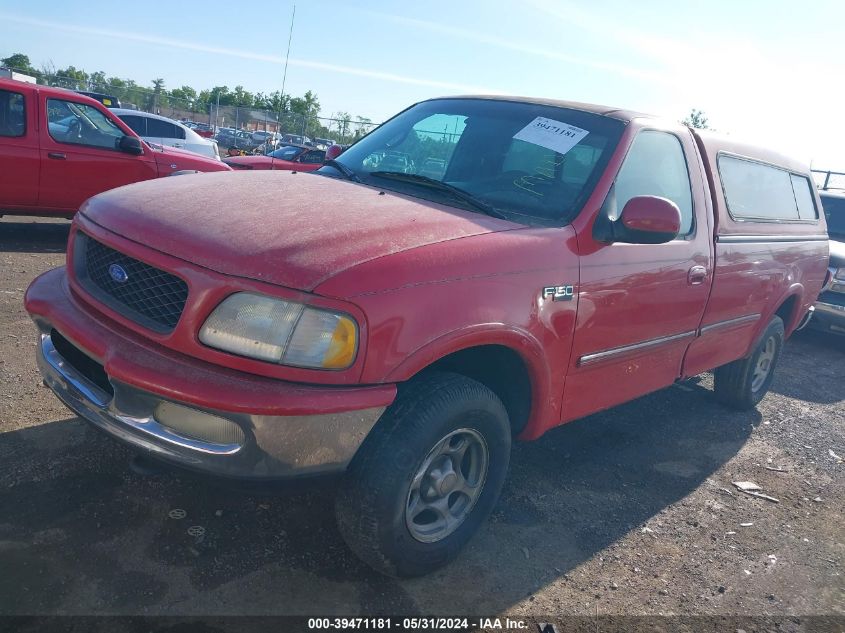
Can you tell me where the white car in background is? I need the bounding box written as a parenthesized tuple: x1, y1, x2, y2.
(111, 109, 220, 160)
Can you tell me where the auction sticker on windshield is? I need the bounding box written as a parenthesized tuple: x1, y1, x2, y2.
(513, 117, 589, 155)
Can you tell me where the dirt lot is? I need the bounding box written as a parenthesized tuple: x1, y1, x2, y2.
(1, 216, 843, 622)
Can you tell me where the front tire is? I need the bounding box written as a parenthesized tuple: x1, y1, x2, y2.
(335, 372, 511, 577)
(713, 316, 784, 410)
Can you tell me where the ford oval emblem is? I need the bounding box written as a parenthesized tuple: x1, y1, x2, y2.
(108, 263, 129, 283)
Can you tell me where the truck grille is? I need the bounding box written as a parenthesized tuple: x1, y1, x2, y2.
(74, 233, 188, 333)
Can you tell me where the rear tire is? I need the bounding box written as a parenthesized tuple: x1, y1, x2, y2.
(713, 316, 784, 410)
(335, 372, 511, 577)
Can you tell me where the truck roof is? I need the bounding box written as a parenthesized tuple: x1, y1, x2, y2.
(0, 77, 105, 105)
(438, 95, 812, 173)
(434, 94, 651, 122)
(692, 127, 811, 174)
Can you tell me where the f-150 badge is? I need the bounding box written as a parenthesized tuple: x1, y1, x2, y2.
(542, 285, 575, 301)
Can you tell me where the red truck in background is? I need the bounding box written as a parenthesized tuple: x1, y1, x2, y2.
(25, 96, 829, 578)
(0, 78, 230, 218)
(223, 144, 327, 171)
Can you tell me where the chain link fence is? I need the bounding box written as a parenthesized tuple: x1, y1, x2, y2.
(8, 68, 380, 148)
(207, 103, 379, 146)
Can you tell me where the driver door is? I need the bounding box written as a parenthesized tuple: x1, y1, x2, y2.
(38, 95, 156, 213)
(561, 124, 714, 421)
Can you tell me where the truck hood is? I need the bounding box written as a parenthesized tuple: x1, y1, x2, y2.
(79, 170, 519, 291)
(223, 155, 294, 170)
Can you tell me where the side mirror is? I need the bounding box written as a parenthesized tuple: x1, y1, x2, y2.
(325, 144, 343, 161)
(618, 195, 681, 244)
(118, 135, 144, 156)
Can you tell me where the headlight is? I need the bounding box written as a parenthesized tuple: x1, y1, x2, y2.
(199, 292, 358, 369)
(835, 267, 845, 281)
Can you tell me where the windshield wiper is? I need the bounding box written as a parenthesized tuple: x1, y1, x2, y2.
(322, 159, 361, 183)
(368, 171, 510, 220)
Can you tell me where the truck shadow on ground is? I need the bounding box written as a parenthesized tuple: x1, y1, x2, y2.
(0, 218, 71, 254)
(0, 376, 760, 616)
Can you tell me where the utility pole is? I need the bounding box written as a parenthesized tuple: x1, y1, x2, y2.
(215, 91, 220, 130)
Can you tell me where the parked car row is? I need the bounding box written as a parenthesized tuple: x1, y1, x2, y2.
(214, 128, 336, 152)
(223, 144, 326, 170)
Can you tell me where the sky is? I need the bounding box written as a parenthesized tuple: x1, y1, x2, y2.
(2, 0, 843, 167)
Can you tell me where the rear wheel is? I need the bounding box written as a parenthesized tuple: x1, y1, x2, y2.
(713, 316, 784, 410)
(335, 372, 511, 577)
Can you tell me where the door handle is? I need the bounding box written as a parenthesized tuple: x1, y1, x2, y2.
(47, 152, 66, 160)
(688, 265, 708, 285)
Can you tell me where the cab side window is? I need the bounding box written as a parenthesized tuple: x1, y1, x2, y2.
(612, 131, 694, 236)
(119, 115, 147, 136)
(718, 155, 819, 222)
(47, 98, 125, 150)
(790, 174, 818, 220)
(0, 90, 26, 137)
(147, 118, 185, 140)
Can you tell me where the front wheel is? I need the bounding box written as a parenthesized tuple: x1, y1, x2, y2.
(335, 372, 511, 577)
(713, 316, 784, 410)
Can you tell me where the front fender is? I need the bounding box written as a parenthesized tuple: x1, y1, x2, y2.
(384, 324, 556, 441)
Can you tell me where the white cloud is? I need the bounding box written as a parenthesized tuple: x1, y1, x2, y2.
(0, 13, 499, 94)
(362, 8, 669, 85)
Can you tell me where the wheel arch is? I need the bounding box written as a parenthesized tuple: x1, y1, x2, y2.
(766, 283, 806, 338)
(383, 325, 553, 438)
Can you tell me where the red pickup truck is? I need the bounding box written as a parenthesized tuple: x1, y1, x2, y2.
(25, 96, 829, 577)
(0, 79, 229, 218)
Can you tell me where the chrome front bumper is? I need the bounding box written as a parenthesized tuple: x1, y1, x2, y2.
(811, 298, 845, 335)
(37, 331, 386, 479)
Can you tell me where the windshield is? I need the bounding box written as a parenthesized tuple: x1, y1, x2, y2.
(269, 145, 305, 160)
(822, 194, 845, 239)
(317, 98, 624, 224)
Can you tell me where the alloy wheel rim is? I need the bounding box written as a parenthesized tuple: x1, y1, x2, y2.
(751, 336, 776, 392)
(405, 428, 489, 543)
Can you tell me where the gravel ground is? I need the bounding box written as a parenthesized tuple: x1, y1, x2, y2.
(0, 215, 843, 623)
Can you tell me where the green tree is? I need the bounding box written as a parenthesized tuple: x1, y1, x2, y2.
(3, 51, 367, 130)
(170, 85, 197, 110)
(287, 91, 321, 134)
(354, 115, 373, 139)
(232, 85, 254, 107)
(1, 53, 38, 76)
(89, 70, 107, 89)
(682, 109, 710, 129)
(55, 65, 89, 89)
(151, 78, 167, 111)
(332, 111, 352, 140)
(302, 90, 320, 118)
